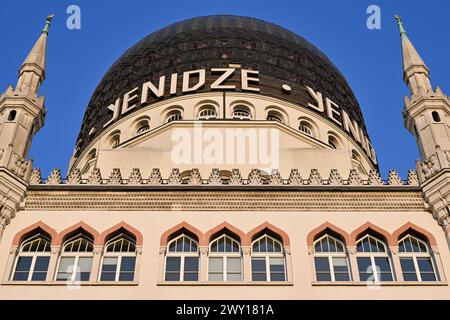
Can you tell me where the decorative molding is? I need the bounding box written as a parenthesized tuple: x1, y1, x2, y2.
(46, 168, 62, 185)
(24, 189, 426, 212)
(128, 168, 143, 185)
(108, 168, 123, 185)
(27, 167, 421, 187)
(29, 168, 42, 184)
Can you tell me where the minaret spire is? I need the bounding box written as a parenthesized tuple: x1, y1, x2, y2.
(16, 14, 53, 95)
(395, 15, 432, 96)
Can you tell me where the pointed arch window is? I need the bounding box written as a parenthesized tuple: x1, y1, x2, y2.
(12, 233, 51, 281)
(208, 234, 242, 281)
(251, 234, 286, 281)
(165, 234, 199, 281)
(56, 232, 94, 282)
(356, 234, 393, 282)
(313, 234, 351, 282)
(399, 234, 438, 282)
(100, 233, 137, 281)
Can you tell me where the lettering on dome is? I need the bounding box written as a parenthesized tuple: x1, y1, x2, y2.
(103, 67, 376, 163)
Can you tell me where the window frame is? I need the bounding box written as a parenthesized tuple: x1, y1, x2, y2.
(356, 234, 394, 282)
(398, 234, 438, 282)
(55, 233, 94, 282)
(11, 234, 52, 282)
(164, 234, 199, 282)
(251, 234, 286, 282)
(313, 234, 351, 282)
(208, 234, 242, 282)
(99, 233, 138, 282)
(198, 107, 217, 120)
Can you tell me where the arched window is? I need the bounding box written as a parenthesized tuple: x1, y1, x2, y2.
(356, 234, 393, 282)
(266, 110, 284, 123)
(198, 106, 217, 120)
(110, 134, 120, 148)
(232, 106, 251, 120)
(136, 120, 150, 134)
(56, 232, 94, 282)
(100, 232, 137, 281)
(251, 234, 286, 281)
(313, 234, 350, 282)
(298, 121, 313, 136)
(165, 234, 199, 281)
(208, 234, 242, 281)
(166, 110, 183, 123)
(328, 135, 339, 149)
(12, 232, 51, 281)
(432, 111, 441, 122)
(399, 234, 438, 281)
(8, 110, 17, 121)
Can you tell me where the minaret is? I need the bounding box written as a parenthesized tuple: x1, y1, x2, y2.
(395, 15, 450, 246)
(0, 15, 53, 240)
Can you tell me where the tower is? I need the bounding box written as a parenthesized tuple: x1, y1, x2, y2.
(396, 15, 450, 245)
(0, 15, 52, 240)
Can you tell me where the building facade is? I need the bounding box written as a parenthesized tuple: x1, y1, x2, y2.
(0, 15, 448, 299)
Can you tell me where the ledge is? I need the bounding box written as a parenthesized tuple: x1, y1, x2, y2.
(1, 281, 139, 286)
(311, 281, 448, 286)
(157, 281, 294, 286)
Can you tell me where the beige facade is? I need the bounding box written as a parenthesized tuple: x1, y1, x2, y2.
(0, 15, 449, 300)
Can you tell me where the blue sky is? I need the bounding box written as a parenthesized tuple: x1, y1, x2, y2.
(0, 0, 448, 178)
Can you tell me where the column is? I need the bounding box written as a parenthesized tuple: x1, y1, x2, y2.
(390, 247, 403, 282)
(134, 246, 143, 282)
(242, 246, 251, 282)
(158, 247, 166, 282)
(3, 247, 18, 282)
(91, 246, 103, 281)
(347, 246, 359, 282)
(284, 247, 293, 282)
(199, 246, 208, 282)
(47, 246, 61, 281)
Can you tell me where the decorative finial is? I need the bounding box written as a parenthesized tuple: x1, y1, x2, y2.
(42, 14, 54, 34)
(394, 14, 407, 35)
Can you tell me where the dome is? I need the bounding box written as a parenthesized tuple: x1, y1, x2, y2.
(75, 15, 369, 158)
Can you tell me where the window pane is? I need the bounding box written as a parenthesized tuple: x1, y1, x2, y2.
(218, 238, 225, 252)
(119, 273, 134, 281)
(184, 272, 198, 281)
(225, 237, 232, 252)
(251, 258, 266, 272)
(316, 273, 332, 281)
(165, 273, 180, 281)
(166, 257, 181, 272)
(78, 257, 93, 272)
(252, 273, 267, 281)
(269, 258, 284, 272)
(31, 271, 47, 281)
(334, 273, 350, 281)
(100, 272, 116, 281)
(270, 273, 285, 281)
(227, 257, 241, 273)
(227, 273, 242, 281)
(328, 239, 336, 252)
(379, 273, 393, 281)
(102, 257, 118, 272)
(362, 239, 370, 252)
(266, 239, 274, 252)
(209, 273, 223, 281)
(374, 257, 391, 272)
(417, 258, 434, 272)
(411, 238, 420, 253)
(403, 273, 418, 281)
(359, 273, 372, 281)
(57, 257, 75, 280)
(357, 257, 372, 272)
(332, 257, 348, 272)
(15, 256, 32, 272)
(120, 257, 136, 272)
(314, 257, 330, 272)
(400, 258, 416, 272)
(209, 257, 223, 273)
(420, 273, 436, 281)
(184, 257, 199, 272)
(34, 256, 50, 271)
